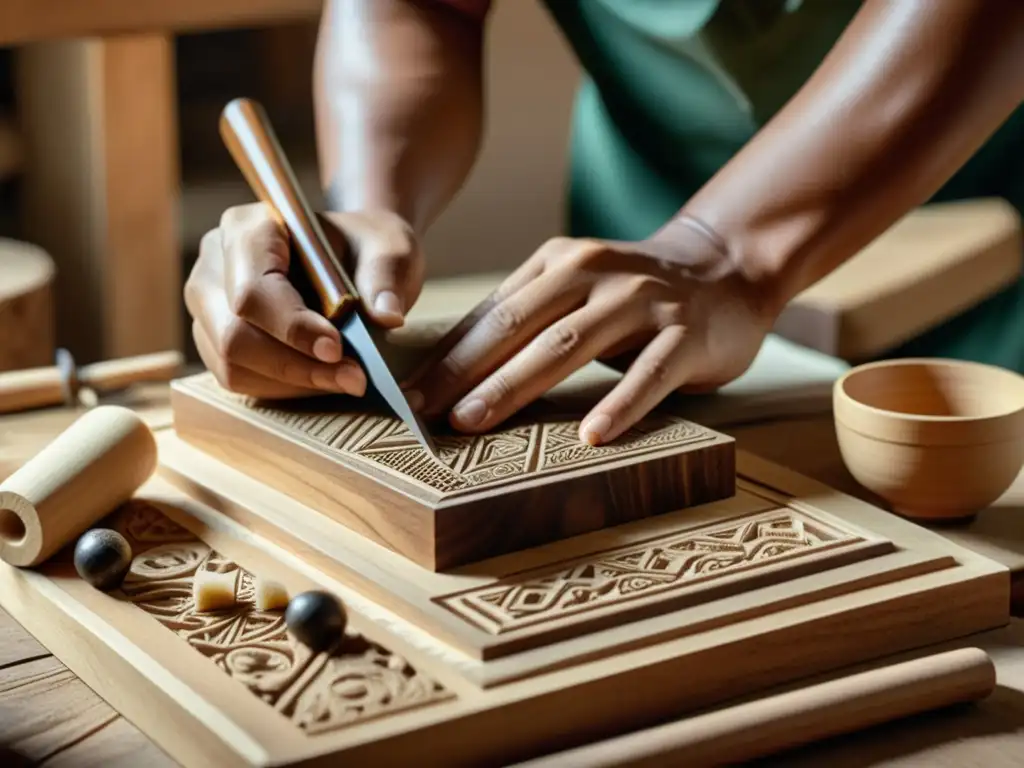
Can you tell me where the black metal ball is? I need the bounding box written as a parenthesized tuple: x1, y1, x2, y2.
(73, 529, 132, 591)
(285, 590, 347, 653)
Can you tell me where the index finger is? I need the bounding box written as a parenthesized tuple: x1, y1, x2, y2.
(221, 203, 342, 363)
(400, 257, 547, 390)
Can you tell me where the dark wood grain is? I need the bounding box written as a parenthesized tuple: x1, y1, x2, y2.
(169, 372, 736, 571)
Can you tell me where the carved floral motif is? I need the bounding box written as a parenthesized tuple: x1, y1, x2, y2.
(437, 510, 865, 634)
(111, 503, 452, 734)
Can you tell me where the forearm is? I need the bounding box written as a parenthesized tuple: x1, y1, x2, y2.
(313, 0, 487, 234)
(655, 0, 1024, 318)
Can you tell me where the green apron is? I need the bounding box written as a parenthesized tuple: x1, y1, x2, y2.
(539, 0, 1024, 369)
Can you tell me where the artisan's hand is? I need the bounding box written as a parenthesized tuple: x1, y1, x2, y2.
(185, 203, 424, 398)
(404, 235, 774, 445)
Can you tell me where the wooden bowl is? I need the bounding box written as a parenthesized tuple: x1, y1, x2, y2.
(833, 358, 1024, 522)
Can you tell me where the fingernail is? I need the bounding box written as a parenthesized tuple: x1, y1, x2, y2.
(313, 370, 347, 392)
(374, 290, 403, 319)
(313, 336, 341, 363)
(581, 414, 612, 446)
(405, 389, 424, 411)
(338, 361, 367, 396)
(452, 398, 488, 428)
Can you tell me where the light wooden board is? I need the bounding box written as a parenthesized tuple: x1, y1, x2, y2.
(1, 450, 1009, 766)
(170, 373, 736, 570)
(772, 199, 1022, 361)
(0, 440, 1011, 766)
(156, 432, 938, 672)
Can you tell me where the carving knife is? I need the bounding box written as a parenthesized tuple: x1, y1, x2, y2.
(219, 98, 438, 457)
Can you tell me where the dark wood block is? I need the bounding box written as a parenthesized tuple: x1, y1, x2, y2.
(169, 373, 736, 571)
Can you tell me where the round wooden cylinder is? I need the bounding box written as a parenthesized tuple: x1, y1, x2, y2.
(0, 238, 55, 372)
(0, 405, 157, 567)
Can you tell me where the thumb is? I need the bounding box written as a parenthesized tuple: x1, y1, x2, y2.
(326, 211, 425, 329)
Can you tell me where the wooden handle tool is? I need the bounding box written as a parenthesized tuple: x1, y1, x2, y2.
(0, 349, 183, 415)
(0, 405, 157, 567)
(513, 647, 996, 767)
(218, 97, 440, 456)
(219, 97, 359, 321)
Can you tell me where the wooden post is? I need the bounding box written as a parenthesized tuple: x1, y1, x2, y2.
(16, 34, 182, 363)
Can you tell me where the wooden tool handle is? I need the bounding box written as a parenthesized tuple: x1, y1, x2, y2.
(0, 405, 157, 567)
(514, 647, 996, 767)
(0, 350, 184, 415)
(219, 98, 359, 321)
(79, 350, 183, 392)
(0, 367, 65, 414)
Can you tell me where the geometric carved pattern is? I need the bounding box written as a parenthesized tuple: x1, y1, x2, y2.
(437, 510, 867, 635)
(191, 374, 716, 496)
(111, 502, 453, 734)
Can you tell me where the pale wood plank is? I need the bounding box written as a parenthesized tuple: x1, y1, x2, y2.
(0, 656, 118, 763)
(0, 608, 47, 668)
(42, 717, 177, 768)
(731, 416, 1024, 588)
(16, 34, 182, 363)
(0, 0, 322, 45)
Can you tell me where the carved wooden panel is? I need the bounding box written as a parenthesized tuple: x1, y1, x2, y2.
(435, 508, 882, 636)
(184, 373, 719, 496)
(0, 454, 1009, 767)
(170, 373, 736, 570)
(110, 501, 452, 735)
(156, 433, 912, 673)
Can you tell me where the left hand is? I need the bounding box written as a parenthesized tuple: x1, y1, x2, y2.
(402, 234, 775, 445)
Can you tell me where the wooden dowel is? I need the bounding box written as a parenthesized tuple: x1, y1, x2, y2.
(0, 405, 157, 567)
(514, 647, 996, 768)
(78, 350, 183, 392)
(0, 350, 183, 415)
(0, 366, 65, 414)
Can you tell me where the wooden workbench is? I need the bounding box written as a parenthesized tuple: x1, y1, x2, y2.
(2, 383, 1023, 766)
(0, 1, 323, 364)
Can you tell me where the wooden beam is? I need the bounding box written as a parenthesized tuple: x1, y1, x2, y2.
(0, 0, 322, 46)
(16, 35, 182, 363)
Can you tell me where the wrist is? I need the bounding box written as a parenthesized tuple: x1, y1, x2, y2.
(648, 213, 789, 323)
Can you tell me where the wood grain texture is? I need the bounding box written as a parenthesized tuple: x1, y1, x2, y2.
(0, 450, 1010, 766)
(155, 435, 1003, 679)
(773, 199, 1022, 361)
(0, 239, 55, 373)
(170, 372, 736, 570)
(5, 382, 1024, 767)
(16, 34, 181, 362)
(513, 648, 997, 768)
(0, 0, 322, 45)
(0, 656, 118, 764)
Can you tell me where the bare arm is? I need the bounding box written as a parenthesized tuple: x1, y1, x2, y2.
(656, 0, 1024, 318)
(313, 0, 490, 234)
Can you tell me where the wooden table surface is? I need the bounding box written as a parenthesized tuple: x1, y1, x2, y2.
(2, 385, 1024, 766)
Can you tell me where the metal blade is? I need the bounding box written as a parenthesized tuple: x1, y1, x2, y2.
(339, 312, 439, 458)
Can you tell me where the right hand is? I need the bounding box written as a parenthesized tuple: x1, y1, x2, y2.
(185, 203, 425, 399)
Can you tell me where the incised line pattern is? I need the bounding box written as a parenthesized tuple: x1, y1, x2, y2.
(436, 509, 866, 635)
(186, 373, 716, 495)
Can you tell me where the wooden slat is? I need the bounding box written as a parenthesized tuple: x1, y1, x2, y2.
(17, 34, 182, 363)
(42, 717, 176, 768)
(0, 657, 118, 764)
(0, 608, 47, 668)
(0, 0, 322, 45)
